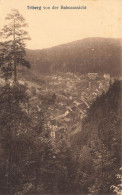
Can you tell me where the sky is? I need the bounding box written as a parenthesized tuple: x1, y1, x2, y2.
(0, 0, 121, 49)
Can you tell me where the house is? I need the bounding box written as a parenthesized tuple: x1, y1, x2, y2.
(103, 74, 110, 80)
(50, 125, 57, 138)
(88, 73, 98, 80)
(52, 110, 69, 121)
(51, 131, 55, 139)
(73, 100, 81, 107)
(50, 125, 66, 139)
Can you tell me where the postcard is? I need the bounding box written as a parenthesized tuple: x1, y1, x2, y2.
(0, 0, 121, 194)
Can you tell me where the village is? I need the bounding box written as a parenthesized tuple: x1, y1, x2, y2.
(24, 72, 111, 139)
(0, 72, 111, 139)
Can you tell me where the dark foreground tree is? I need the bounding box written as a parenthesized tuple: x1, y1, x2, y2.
(0, 83, 32, 194)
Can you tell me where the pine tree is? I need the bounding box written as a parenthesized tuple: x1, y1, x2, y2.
(0, 10, 31, 194)
(0, 9, 30, 82)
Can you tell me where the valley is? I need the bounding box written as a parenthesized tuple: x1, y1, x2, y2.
(16, 72, 112, 139)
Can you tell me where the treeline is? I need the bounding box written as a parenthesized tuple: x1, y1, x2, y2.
(26, 37, 121, 76)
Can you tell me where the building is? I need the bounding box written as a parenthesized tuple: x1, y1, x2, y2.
(103, 74, 110, 80)
(88, 73, 98, 80)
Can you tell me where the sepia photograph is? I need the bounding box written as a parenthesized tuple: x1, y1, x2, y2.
(0, 0, 121, 194)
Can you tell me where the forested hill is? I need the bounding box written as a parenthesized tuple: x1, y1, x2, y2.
(70, 80, 121, 194)
(26, 37, 121, 76)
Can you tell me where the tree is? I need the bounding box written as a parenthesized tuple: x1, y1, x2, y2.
(0, 9, 30, 82)
(0, 10, 31, 194)
(80, 80, 121, 194)
(70, 80, 121, 194)
(0, 83, 32, 194)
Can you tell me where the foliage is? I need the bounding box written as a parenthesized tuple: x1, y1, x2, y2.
(73, 79, 121, 194)
(0, 82, 31, 194)
(0, 9, 30, 82)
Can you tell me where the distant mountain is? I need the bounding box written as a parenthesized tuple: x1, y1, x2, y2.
(25, 37, 121, 76)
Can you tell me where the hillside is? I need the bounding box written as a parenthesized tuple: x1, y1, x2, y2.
(70, 80, 121, 194)
(26, 37, 121, 76)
